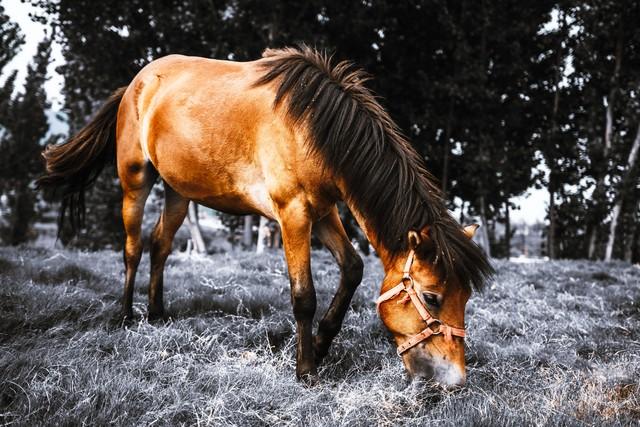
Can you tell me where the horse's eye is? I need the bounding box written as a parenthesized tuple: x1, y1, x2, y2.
(422, 292, 441, 308)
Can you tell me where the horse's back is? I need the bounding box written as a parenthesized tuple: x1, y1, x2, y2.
(117, 54, 336, 221)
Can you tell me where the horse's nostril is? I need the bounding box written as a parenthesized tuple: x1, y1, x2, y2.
(405, 354, 434, 380)
(413, 363, 435, 380)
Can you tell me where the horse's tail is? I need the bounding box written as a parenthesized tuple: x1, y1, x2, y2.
(37, 86, 127, 234)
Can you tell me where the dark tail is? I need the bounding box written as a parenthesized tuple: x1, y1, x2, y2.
(37, 86, 127, 234)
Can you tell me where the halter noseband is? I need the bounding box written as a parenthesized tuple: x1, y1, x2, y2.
(375, 250, 466, 356)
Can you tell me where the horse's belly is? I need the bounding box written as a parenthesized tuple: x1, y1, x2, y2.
(157, 153, 276, 218)
(196, 181, 276, 218)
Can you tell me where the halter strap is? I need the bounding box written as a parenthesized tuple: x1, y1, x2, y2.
(376, 250, 466, 356)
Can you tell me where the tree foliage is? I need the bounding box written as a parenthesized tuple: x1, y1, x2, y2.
(0, 35, 51, 244)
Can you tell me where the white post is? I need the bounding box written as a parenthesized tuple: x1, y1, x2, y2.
(257, 216, 270, 254)
(185, 201, 206, 253)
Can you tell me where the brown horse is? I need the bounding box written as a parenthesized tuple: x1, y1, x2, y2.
(38, 46, 493, 387)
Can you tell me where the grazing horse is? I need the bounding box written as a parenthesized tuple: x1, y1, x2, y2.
(38, 46, 493, 387)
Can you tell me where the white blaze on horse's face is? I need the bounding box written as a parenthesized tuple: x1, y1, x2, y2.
(377, 224, 478, 388)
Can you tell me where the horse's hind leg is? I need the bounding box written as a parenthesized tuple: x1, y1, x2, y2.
(147, 182, 189, 320)
(313, 207, 363, 365)
(121, 163, 156, 320)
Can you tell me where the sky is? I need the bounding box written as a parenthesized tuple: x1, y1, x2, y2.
(510, 185, 548, 224)
(1, 0, 550, 225)
(2, 0, 65, 109)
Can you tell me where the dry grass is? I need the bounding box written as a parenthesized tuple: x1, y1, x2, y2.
(0, 246, 639, 426)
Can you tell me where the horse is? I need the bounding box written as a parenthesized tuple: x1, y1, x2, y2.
(37, 46, 493, 387)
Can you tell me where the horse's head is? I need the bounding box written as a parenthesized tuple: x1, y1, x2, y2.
(377, 224, 480, 388)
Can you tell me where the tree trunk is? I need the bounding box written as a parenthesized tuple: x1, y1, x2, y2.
(256, 216, 269, 254)
(588, 229, 598, 260)
(605, 204, 622, 261)
(441, 98, 454, 194)
(604, 22, 624, 154)
(588, 21, 624, 259)
(478, 196, 491, 258)
(605, 123, 640, 261)
(185, 202, 206, 254)
(272, 225, 282, 249)
(624, 209, 637, 263)
(9, 186, 35, 245)
(504, 200, 511, 259)
(548, 187, 556, 259)
(243, 215, 253, 249)
(545, 11, 564, 260)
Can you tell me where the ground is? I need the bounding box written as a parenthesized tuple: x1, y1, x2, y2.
(0, 246, 639, 426)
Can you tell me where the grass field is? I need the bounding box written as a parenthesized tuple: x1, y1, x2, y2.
(0, 245, 639, 426)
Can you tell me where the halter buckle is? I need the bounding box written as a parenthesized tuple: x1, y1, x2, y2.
(397, 276, 413, 304)
(426, 318, 442, 334)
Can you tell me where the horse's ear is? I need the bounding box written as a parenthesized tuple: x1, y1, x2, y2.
(409, 227, 433, 249)
(463, 224, 480, 239)
(408, 230, 421, 249)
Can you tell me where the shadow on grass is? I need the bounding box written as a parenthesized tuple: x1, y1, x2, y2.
(0, 257, 15, 272)
(0, 299, 123, 340)
(34, 263, 102, 287)
(167, 293, 278, 320)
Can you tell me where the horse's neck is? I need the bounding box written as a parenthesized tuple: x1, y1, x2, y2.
(344, 199, 396, 271)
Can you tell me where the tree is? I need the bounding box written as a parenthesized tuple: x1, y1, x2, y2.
(583, 2, 625, 259)
(568, 0, 640, 260)
(0, 4, 23, 133)
(0, 5, 23, 71)
(434, 1, 553, 257)
(0, 38, 51, 244)
(605, 123, 640, 260)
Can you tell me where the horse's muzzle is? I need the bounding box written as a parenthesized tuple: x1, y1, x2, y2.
(404, 350, 466, 389)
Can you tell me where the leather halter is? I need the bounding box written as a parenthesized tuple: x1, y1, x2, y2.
(376, 250, 466, 356)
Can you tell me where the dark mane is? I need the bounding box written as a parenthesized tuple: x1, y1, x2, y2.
(254, 46, 493, 290)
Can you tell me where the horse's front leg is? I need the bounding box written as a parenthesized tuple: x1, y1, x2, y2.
(278, 202, 317, 382)
(313, 208, 364, 365)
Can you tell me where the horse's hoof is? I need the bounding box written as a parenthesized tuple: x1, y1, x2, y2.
(121, 311, 135, 326)
(296, 366, 319, 386)
(297, 372, 320, 386)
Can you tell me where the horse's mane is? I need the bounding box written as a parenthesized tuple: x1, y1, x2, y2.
(254, 45, 493, 291)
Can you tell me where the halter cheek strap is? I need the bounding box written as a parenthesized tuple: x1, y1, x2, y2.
(375, 250, 466, 356)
